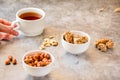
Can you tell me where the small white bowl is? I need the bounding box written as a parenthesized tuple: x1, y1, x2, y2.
(22, 50, 55, 77)
(61, 30, 91, 54)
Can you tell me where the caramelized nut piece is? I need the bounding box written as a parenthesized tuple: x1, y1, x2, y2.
(34, 60, 38, 65)
(51, 40, 58, 46)
(74, 37, 83, 44)
(97, 43, 107, 52)
(42, 58, 48, 62)
(44, 53, 50, 59)
(40, 53, 44, 61)
(24, 58, 30, 64)
(64, 32, 74, 43)
(12, 58, 17, 65)
(106, 40, 114, 49)
(5, 59, 11, 65)
(40, 61, 46, 66)
(8, 55, 13, 61)
(81, 36, 88, 43)
(37, 62, 41, 67)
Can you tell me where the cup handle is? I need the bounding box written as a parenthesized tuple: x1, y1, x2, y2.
(11, 20, 20, 30)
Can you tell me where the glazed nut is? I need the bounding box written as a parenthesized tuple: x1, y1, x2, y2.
(40, 54, 44, 61)
(44, 53, 50, 59)
(34, 60, 38, 65)
(51, 40, 58, 46)
(106, 41, 114, 49)
(64, 32, 74, 43)
(12, 58, 17, 65)
(24, 58, 30, 64)
(5, 59, 11, 65)
(42, 58, 48, 62)
(40, 61, 46, 66)
(97, 43, 107, 52)
(81, 36, 88, 43)
(8, 55, 13, 61)
(74, 38, 83, 44)
(33, 54, 40, 60)
(37, 62, 41, 67)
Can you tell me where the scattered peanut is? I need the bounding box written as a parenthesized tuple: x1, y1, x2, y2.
(8, 55, 13, 61)
(5, 59, 11, 65)
(12, 58, 17, 65)
(5, 55, 17, 65)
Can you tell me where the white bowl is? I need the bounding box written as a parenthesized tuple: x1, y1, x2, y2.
(22, 50, 55, 77)
(61, 30, 91, 54)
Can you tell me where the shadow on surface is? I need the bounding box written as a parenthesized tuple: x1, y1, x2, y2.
(65, 51, 87, 58)
(25, 74, 52, 80)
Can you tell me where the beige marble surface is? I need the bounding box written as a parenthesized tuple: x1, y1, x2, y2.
(0, 0, 120, 80)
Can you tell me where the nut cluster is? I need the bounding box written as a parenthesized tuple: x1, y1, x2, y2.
(40, 36, 58, 50)
(5, 55, 17, 65)
(95, 38, 114, 52)
(64, 32, 88, 44)
(24, 52, 52, 67)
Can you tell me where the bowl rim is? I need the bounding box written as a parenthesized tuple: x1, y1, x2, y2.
(22, 50, 54, 69)
(61, 30, 91, 45)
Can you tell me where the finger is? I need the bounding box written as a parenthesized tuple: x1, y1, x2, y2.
(0, 18, 4, 23)
(0, 23, 19, 36)
(0, 18, 11, 26)
(4, 34, 15, 40)
(10, 29, 19, 36)
(2, 20, 11, 26)
(0, 32, 7, 40)
(0, 32, 15, 41)
(0, 18, 16, 28)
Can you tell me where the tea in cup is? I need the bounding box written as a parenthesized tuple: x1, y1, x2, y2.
(12, 7, 45, 36)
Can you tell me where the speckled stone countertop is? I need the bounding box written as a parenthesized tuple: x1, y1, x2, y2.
(0, 0, 120, 80)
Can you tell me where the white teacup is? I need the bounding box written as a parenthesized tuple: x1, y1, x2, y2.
(12, 7, 45, 36)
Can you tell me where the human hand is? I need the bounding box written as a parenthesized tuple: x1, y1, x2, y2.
(0, 18, 19, 40)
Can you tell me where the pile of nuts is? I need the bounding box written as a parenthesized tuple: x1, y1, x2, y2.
(64, 32, 88, 44)
(5, 55, 17, 65)
(24, 52, 52, 67)
(95, 38, 114, 52)
(40, 36, 58, 50)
